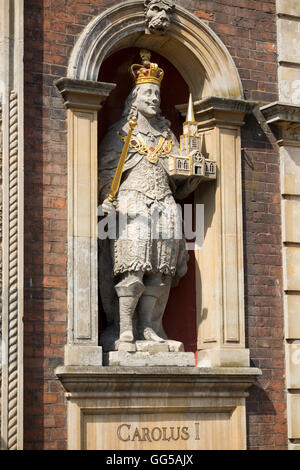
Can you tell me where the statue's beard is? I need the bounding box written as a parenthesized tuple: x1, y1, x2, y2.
(148, 15, 170, 33)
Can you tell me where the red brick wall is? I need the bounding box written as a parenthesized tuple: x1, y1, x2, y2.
(24, 0, 286, 450)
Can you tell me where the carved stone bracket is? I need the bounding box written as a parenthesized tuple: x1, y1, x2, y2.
(54, 78, 116, 111)
(177, 96, 256, 127)
(261, 102, 300, 145)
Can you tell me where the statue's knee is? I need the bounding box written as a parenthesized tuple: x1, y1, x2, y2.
(115, 274, 144, 297)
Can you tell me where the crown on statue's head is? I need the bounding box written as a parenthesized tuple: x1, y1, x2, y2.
(130, 50, 164, 87)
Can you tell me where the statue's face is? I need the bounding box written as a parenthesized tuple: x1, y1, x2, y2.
(135, 83, 161, 118)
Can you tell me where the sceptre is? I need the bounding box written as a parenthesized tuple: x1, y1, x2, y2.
(108, 116, 138, 203)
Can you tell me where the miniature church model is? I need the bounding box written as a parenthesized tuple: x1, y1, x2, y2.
(169, 94, 216, 180)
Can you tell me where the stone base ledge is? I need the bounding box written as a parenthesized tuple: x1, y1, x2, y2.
(56, 365, 261, 398)
(197, 348, 250, 368)
(56, 365, 261, 450)
(106, 351, 195, 367)
(64, 345, 102, 366)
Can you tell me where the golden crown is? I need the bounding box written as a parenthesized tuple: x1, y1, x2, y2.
(130, 50, 164, 87)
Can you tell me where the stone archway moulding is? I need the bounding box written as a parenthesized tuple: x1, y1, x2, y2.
(67, 0, 243, 101)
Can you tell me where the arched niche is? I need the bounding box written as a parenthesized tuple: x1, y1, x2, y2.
(56, 0, 251, 369)
(68, 0, 243, 101)
(97, 47, 197, 352)
(54, 2, 259, 451)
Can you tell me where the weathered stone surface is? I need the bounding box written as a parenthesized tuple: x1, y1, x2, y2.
(282, 198, 300, 242)
(64, 345, 102, 366)
(287, 394, 300, 438)
(283, 247, 300, 291)
(279, 66, 300, 105)
(277, 0, 300, 17)
(287, 343, 300, 389)
(289, 443, 300, 450)
(197, 349, 250, 368)
(285, 294, 300, 339)
(281, 146, 300, 195)
(118, 342, 137, 352)
(135, 341, 169, 353)
(107, 351, 195, 367)
(278, 17, 300, 64)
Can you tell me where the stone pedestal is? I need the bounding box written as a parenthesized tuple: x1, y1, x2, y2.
(56, 365, 260, 450)
(107, 351, 195, 367)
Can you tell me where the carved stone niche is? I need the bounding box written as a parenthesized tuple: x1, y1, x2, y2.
(54, 1, 261, 450)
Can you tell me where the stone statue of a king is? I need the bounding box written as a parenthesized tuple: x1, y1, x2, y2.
(98, 50, 200, 354)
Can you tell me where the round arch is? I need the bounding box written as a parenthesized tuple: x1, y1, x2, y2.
(67, 0, 243, 101)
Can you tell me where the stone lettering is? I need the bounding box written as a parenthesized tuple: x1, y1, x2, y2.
(151, 427, 162, 441)
(116, 423, 198, 442)
(131, 426, 144, 441)
(195, 422, 200, 440)
(142, 427, 152, 442)
(117, 423, 131, 442)
(181, 426, 190, 440)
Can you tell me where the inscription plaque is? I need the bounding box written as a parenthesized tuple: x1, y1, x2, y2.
(81, 410, 244, 450)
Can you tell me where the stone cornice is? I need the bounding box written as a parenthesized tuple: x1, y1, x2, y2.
(56, 365, 261, 399)
(194, 96, 256, 115)
(176, 96, 257, 127)
(260, 102, 300, 125)
(260, 102, 300, 145)
(54, 77, 116, 111)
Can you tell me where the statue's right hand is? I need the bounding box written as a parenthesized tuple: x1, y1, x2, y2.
(102, 198, 116, 215)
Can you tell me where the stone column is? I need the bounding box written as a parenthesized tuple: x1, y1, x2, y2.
(55, 78, 115, 366)
(261, 102, 300, 450)
(190, 97, 254, 367)
(0, 0, 24, 450)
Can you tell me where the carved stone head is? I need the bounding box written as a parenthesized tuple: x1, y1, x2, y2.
(144, 0, 175, 34)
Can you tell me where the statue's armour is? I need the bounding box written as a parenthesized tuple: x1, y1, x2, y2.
(119, 154, 172, 200)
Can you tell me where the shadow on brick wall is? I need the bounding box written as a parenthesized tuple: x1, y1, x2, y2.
(242, 111, 287, 449)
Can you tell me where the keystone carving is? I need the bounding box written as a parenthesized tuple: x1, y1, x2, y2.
(144, 0, 175, 34)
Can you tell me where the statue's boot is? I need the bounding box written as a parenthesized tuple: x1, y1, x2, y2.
(138, 285, 166, 342)
(115, 279, 144, 343)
